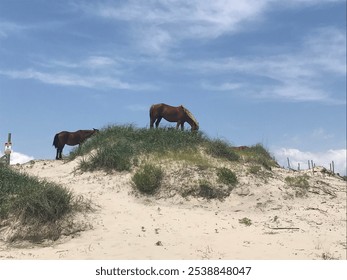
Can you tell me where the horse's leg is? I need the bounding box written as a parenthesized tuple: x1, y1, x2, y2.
(150, 118, 155, 128)
(59, 145, 65, 159)
(176, 122, 184, 130)
(56, 148, 59, 160)
(155, 117, 162, 128)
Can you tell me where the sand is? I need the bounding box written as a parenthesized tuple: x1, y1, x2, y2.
(0, 157, 346, 260)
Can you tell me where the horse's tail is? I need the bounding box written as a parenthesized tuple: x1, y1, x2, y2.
(149, 104, 155, 117)
(53, 133, 60, 148)
(149, 104, 159, 119)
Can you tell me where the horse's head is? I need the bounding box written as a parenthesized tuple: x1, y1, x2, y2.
(182, 106, 199, 131)
(191, 122, 199, 131)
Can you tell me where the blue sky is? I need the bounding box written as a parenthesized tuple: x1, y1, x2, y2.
(0, 0, 346, 174)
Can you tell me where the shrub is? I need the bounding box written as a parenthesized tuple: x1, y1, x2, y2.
(80, 141, 134, 172)
(243, 144, 276, 170)
(0, 166, 73, 222)
(13, 182, 73, 224)
(285, 175, 310, 197)
(132, 164, 163, 194)
(216, 167, 238, 187)
(198, 181, 217, 199)
(197, 180, 231, 200)
(239, 217, 252, 226)
(0, 165, 90, 242)
(249, 165, 261, 175)
(207, 139, 239, 162)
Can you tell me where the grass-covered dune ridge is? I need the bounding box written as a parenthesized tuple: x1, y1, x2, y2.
(68, 124, 278, 200)
(69, 124, 277, 172)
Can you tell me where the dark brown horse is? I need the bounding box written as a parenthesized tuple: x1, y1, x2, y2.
(53, 129, 99, 160)
(149, 103, 199, 131)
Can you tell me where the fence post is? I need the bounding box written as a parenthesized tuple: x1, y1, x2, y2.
(287, 157, 291, 169)
(308, 160, 311, 170)
(311, 160, 314, 175)
(332, 161, 335, 174)
(3, 133, 12, 165)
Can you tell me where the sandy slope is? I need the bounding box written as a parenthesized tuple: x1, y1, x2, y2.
(0, 158, 346, 260)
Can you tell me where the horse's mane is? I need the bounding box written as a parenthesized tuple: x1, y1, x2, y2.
(182, 106, 199, 127)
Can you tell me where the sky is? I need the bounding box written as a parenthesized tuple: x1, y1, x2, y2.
(0, 0, 346, 175)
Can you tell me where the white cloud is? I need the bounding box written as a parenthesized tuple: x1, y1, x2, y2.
(273, 147, 346, 175)
(0, 151, 34, 165)
(0, 21, 27, 39)
(190, 27, 346, 103)
(83, 56, 116, 68)
(78, 0, 345, 56)
(202, 82, 243, 91)
(0, 69, 154, 91)
(80, 0, 270, 55)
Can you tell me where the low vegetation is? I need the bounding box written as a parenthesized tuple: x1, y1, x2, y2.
(285, 175, 310, 197)
(69, 124, 277, 173)
(66, 124, 278, 201)
(239, 217, 252, 226)
(132, 164, 163, 195)
(216, 167, 238, 187)
(1, 125, 279, 244)
(0, 165, 91, 242)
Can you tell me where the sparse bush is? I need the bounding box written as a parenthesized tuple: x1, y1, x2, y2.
(239, 217, 252, 226)
(285, 175, 310, 197)
(216, 167, 238, 188)
(132, 164, 163, 194)
(249, 165, 261, 175)
(243, 144, 277, 170)
(0, 165, 89, 242)
(197, 180, 230, 200)
(206, 139, 239, 162)
(80, 141, 134, 172)
(198, 181, 217, 199)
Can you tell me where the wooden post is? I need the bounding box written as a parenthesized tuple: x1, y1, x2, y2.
(287, 157, 291, 169)
(308, 160, 311, 170)
(4, 133, 12, 165)
(298, 163, 300, 171)
(311, 160, 314, 175)
(332, 161, 335, 174)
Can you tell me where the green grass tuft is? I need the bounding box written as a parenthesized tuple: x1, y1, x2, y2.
(132, 164, 163, 195)
(206, 139, 240, 162)
(0, 165, 90, 242)
(216, 167, 238, 187)
(285, 175, 310, 197)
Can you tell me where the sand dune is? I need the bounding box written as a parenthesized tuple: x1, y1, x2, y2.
(0, 158, 346, 260)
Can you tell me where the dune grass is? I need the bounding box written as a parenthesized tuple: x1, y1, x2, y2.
(68, 124, 260, 172)
(132, 164, 163, 195)
(0, 165, 90, 242)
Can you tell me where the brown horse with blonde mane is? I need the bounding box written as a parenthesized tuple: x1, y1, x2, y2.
(53, 129, 99, 160)
(149, 103, 199, 131)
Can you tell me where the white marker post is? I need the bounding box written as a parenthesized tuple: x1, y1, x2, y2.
(4, 133, 12, 165)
